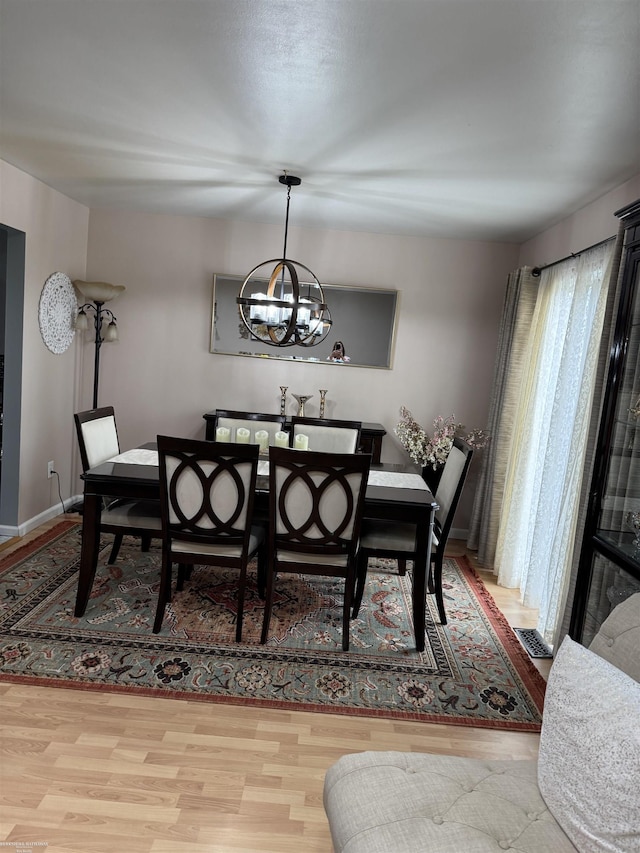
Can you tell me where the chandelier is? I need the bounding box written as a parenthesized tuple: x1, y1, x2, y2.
(236, 174, 331, 347)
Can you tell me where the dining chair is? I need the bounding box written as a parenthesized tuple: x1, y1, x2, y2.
(261, 446, 371, 651)
(153, 435, 266, 641)
(213, 409, 287, 445)
(290, 416, 362, 454)
(352, 436, 474, 626)
(74, 406, 161, 564)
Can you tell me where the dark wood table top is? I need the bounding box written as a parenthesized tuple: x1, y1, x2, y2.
(81, 449, 436, 510)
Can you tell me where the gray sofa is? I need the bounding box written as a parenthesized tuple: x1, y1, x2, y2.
(323, 594, 640, 853)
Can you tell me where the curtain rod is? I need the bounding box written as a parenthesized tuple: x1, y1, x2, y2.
(531, 234, 616, 277)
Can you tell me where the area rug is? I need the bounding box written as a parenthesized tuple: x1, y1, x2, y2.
(0, 520, 546, 730)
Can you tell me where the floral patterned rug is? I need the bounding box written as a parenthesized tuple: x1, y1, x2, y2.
(0, 520, 545, 729)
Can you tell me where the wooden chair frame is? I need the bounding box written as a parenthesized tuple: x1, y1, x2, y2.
(74, 406, 161, 564)
(353, 436, 473, 626)
(154, 435, 266, 641)
(261, 446, 370, 651)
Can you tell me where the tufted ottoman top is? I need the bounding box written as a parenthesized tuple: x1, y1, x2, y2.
(323, 750, 577, 853)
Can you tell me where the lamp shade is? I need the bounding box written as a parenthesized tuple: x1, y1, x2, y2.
(73, 280, 125, 302)
(104, 321, 119, 342)
(74, 309, 89, 331)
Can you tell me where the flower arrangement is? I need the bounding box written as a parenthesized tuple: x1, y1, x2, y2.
(395, 406, 490, 469)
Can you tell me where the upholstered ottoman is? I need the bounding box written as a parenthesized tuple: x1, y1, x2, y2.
(324, 750, 575, 852)
(324, 593, 640, 853)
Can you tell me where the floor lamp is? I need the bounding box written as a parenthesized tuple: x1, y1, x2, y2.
(73, 280, 125, 409)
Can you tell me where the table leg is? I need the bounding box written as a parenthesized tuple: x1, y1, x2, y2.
(74, 492, 101, 617)
(413, 538, 426, 653)
(412, 513, 434, 653)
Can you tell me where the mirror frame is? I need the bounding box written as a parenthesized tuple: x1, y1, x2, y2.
(210, 273, 398, 369)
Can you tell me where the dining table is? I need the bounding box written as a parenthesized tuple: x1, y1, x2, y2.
(74, 444, 439, 651)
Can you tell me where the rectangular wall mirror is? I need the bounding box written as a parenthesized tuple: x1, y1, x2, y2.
(210, 274, 398, 368)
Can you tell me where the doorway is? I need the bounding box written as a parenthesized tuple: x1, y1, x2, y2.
(0, 224, 25, 533)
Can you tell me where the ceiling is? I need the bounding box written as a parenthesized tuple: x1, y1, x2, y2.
(1, 0, 639, 242)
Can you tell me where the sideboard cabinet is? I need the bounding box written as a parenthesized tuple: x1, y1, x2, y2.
(571, 199, 640, 645)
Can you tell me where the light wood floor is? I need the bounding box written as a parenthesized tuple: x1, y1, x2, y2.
(0, 522, 549, 853)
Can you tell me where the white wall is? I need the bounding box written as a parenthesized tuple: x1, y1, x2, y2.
(82, 209, 520, 529)
(519, 175, 640, 266)
(0, 161, 89, 530)
(3, 156, 639, 534)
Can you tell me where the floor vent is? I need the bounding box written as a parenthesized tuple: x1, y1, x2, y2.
(514, 628, 553, 659)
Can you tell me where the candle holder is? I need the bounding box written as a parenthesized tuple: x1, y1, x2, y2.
(319, 389, 328, 418)
(293, 394, 312, 417)
(279, 386, 288, 416)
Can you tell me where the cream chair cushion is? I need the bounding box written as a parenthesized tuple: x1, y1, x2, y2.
(433, 443, 467, 527)
(162, 452, 263, 555)
(293, 423, 358, 453)
(81, 415, 120, 468)
(171, 528, 264, 558)
(103, 501, 162, 531)
(273, 467, 362, 540)
(164, 456, 254, 529)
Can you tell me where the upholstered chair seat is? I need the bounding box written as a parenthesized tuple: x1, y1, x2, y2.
(353, 437, 472, 627)
(74, 406, 162, 564)
(291, 416, 362, 453)
(261, 446, 370, 651)
(154, 436, 266, 642)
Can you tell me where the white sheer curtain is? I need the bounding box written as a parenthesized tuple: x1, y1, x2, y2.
(494, 242, 615, 643)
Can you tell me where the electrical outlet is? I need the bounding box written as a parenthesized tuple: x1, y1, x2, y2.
(47, 460, 55, 479)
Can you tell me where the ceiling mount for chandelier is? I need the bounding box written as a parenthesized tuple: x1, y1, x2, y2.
(236, 173, 332, 348)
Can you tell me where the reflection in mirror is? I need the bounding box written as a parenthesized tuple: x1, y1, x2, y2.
(210, 274, 398, 368)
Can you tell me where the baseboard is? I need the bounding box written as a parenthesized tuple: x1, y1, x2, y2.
(0, 493, 83, 538)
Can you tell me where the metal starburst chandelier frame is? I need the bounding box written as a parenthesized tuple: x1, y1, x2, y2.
(236, 174, 332, 348)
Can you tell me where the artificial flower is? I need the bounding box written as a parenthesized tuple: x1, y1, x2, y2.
(395, 406, 489, 469)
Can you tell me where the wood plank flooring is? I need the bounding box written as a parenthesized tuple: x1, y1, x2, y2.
(0, 521, 549, 852)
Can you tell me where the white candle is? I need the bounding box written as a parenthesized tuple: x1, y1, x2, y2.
(275, 431, 289, 448)
(294, 433, 309, 451)
(236, 427, 250, 444)
(216, 427, 230, 442)
(255, 430, 269, 452)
